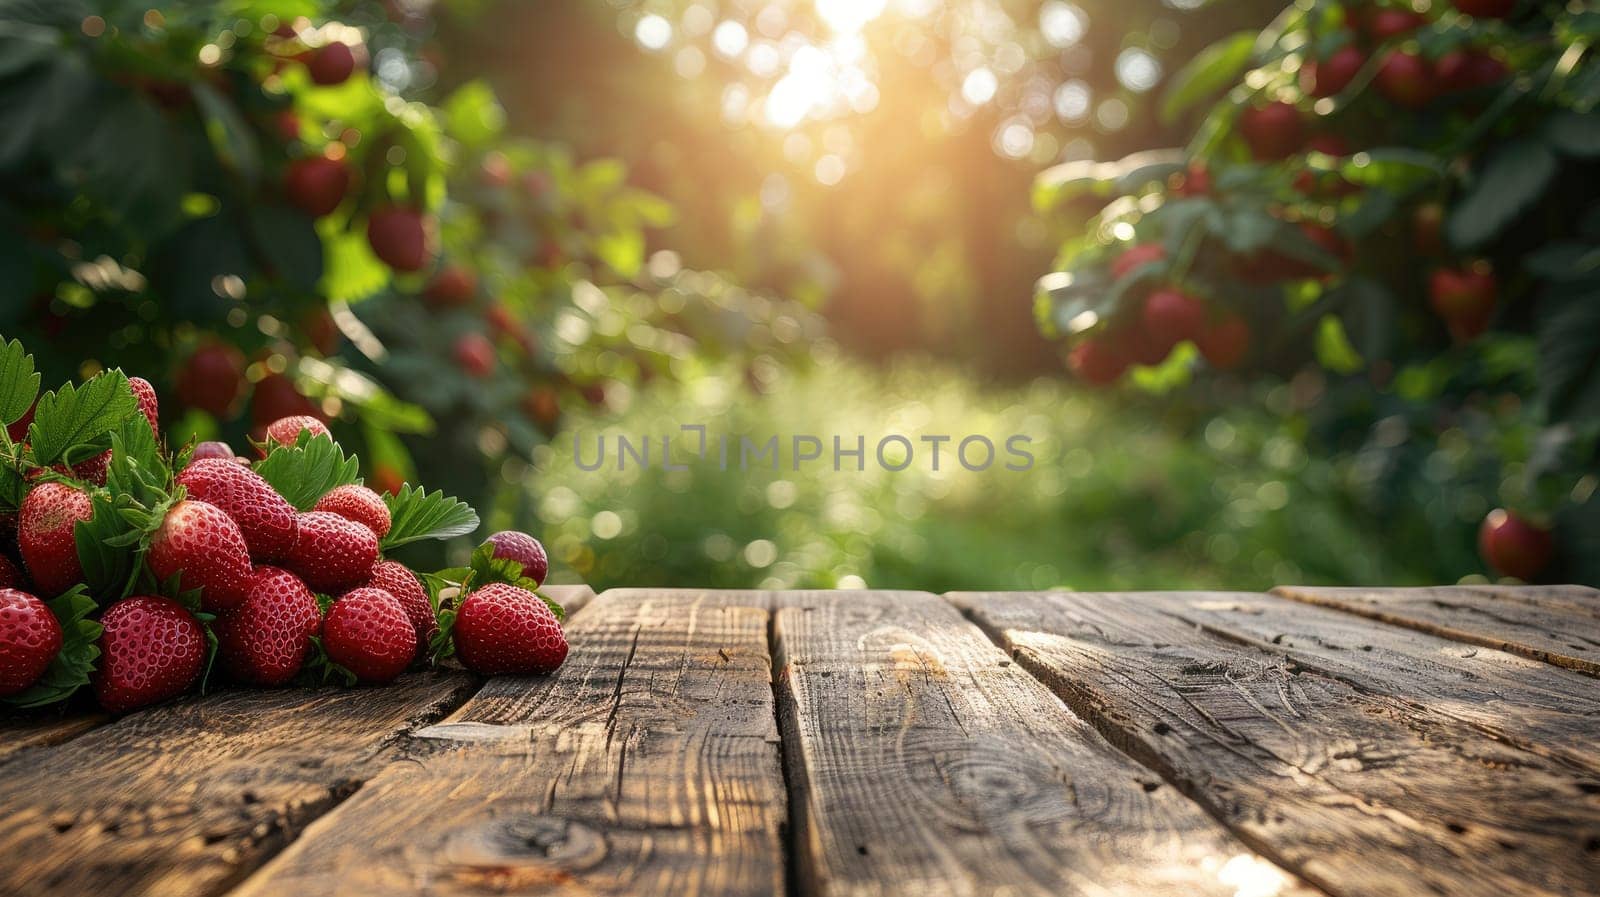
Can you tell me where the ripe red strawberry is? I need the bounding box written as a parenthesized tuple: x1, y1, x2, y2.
(177, 459, 299, 561)
(1197, 315, 1251, 371)
(264, 415, 331, 451)
(323, 588, 415, 683)
(486, 530, 549, 586)
(287, 511, 379, 593)
(313, 484, 391, 538)
(0, 555, 24, 590)
(424, 265, 478, 307)
(216, 566, 321, 685)
(190, 441, 237, 463)
(453, 333, 496, 378)
(1110, 244, 1165, 280)
(1376, 50, 1436, 109)
(147, 500, 253, 611)
(1301, 44, 1364, 98)
(453, 583, 566, 675)
(1239, 101, 1304, 161)
(284, 156, 351, 218)
(364, 560, 437, 650)
(1142, 289, 1207, 348)
(70, 451, 112, 486)
(92, 595, 204, 713)
(1068, 338, 1127, 386)
(129, 376, 159, 435)
(18, 482, 92, 597)
(1479, 509, 1553, 581)
(0, 589, 62, 696)
(307, 41, 356, 85)
(367, 205, 432, 272)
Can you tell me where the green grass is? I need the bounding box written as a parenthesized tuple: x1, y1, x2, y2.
(527, 357, 1438, 592)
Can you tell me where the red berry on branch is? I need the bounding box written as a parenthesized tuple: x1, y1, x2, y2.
(366, 205, 433, 272)
(453, 333, 497, 378)
(284, 156, 350, 218)
(1413, 202, 1445, 255)
(1068, 337, 1128, 386)
(1375, 50, 1437, 109)
(424, 265, 478, 307)
(1239, 101, 1305, 161)
(1171, 162, 1211, 197)
(1452, 0, 1516, 18)
(251, 374, 320, 427)
(1198, 315, 1251, 371)
(1142, 289, 1207, 348)
(1365, 8, 1428, 41)
(307, 41, 357, 86)
(1437, 49, 1508, 92)
(1478, 509, 1553, 581)
(176, 341, 246, 418)
(1301, 45, 1365, 98)
(1429, 262, 1496, 342)
(1110, 244, 1167, 280)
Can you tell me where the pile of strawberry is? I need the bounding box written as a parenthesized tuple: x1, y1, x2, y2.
(0, 336, 567, 714)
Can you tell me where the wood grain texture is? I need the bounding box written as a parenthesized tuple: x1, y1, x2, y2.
(1273, 585, 1600, 676)
(0, 671, 474, 897)
(775, 590, 1313, 897)
(230, 588, 788, 897)
(952, 590, 1600, 897)
(0, 710, 107, 763)
(1146, 590, 1600, 773)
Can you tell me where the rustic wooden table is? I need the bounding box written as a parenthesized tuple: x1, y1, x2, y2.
(1, 584, 1597, 897)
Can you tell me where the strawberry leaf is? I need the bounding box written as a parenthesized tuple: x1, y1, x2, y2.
(253, 431, 362, 510)
(28, 370, 138, 467)
(105, 414, 170, 507)
(74, 494, 141, 605)
(0, 336, 40, 434)
(380, 484, 479, 549)
(2, 586, 102, 709)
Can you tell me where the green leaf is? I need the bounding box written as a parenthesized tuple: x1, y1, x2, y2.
(1544, 111, 1600, 158)
(1032, 149, 1186, 211)
(1537, 279, 1600, 423)
(442, 79, 506, 149)
(0, 335, 40, 427)
(319, 223, 390, 304)
(381, 484, 480, 549)
(1336, 277, 1394, 364)
(1160, 32, 1256, 124)
(253, 431, 362, 510)
(28, 370, 137, 466)
(75, 493, 140, 605)
(593, 228, 645, 279)
(1340, 149, 1444, 191)
(192, 81, 262, 184)
(1315, 314, 1365, 374)
(1447, 139, 1557, 250)
(2, 586, 101, 709)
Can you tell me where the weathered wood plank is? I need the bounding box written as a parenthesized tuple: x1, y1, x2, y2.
(775, 590, 1313, 897)
(229, 588, 788, 897)
(0, 710, 107, 763)
(1273, 584, 1600, 676)
(1150, 590, 1600, 773)
(0, 671, 474, 897)
(952, 590, 1600, 897)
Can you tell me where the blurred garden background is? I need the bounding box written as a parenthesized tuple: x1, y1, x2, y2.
(1, 0, 1595, 590)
